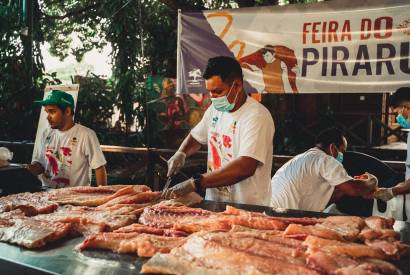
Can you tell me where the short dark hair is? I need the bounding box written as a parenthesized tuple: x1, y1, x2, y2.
(261, 45, 275, 55)
(389, 87, 410, 108)
(203, 56, 243, 84)
(315, 128, 345, 148)
(55, 105, 74, 116)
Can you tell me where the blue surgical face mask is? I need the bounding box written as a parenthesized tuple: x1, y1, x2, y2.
(396, 114, 410, 128)
(336, 152, 344, 163)
(211, 82, 238, 112)
(332, 144, 344, 163)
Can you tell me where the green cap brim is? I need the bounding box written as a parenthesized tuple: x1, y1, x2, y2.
(33, 99, 73, 109)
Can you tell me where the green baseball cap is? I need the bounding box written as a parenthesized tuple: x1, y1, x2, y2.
(34, 90, 75, 110)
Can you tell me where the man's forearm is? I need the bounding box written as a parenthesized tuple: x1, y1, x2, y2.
(354, 179, 376, 196)
(392, 178, 410, 196)
(95, 166, 107, 186)
(200, 156, 259, 189)
(336, 179, 374, 197)
(329, 188, 345, 203)
(27, 162, 44, 176)
(178, 134, 202, 158)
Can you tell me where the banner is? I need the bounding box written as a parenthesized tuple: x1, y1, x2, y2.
(177, 0, 410, 94)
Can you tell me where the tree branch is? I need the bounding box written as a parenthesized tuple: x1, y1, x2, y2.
(157, 0, 205, 11)
(41, 2, 101, 20)
(236, 0, 256, 7)
(157, 0, 178, 10)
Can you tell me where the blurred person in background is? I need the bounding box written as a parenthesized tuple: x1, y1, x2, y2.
(27, 90, 107, 188)
(271, 128, 378, 212)
(374, 87, 410, 202)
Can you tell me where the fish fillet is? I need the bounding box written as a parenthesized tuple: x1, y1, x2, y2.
(79, 232, 185, 257)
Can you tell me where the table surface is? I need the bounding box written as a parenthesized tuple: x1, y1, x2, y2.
(0, 200, 409, 275)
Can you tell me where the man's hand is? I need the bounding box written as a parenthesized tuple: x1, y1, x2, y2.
(354, 172, 378, 192)
(373, 188, 394, 202)
(162, 178, 195, 199)
(363, 172, 378, 191)
(25, 162, 44, 176)
(350, 172, 378, 198)
(167, 151, 186, 177)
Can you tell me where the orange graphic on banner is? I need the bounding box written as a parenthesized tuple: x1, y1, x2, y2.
(228, 40, 246, 59)
(207, 12, 246, 59)
(207, 12, 233, 40)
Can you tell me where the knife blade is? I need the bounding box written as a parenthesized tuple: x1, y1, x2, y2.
(159, 154, 190, 179)
(161, 176, 172, 197)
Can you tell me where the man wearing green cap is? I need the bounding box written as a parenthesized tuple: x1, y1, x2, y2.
(27, 90, 107, 188)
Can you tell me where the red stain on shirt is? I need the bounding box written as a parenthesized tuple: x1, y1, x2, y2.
(61, 147, 72, 156)
(210, 132, 218, 143)
(210, 140, 221, 170)
(222, 135, 232, 148)
(45, 151, 59, 175)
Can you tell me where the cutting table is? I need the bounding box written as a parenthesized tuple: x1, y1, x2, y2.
(0, 201, 409, 275)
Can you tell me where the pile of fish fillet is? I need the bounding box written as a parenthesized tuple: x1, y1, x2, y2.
(0, 185, 409, 274)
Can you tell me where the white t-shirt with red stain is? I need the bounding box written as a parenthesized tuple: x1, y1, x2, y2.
(271, 147, 353, 212)
(32, 124, 106, 188)
(190, 96, 275, 207)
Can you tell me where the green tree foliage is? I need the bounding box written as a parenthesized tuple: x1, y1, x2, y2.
(74, 74, 116, 131)
(1, 0, 322, 145)
(0, 1, 59, 140)
(39, 0, 181, 142)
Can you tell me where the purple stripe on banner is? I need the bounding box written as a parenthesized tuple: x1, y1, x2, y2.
(179, 12, 256, 94)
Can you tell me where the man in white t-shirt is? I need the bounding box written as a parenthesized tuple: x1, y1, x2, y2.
(163, 56, 275, 206)
(27, 90, 107, 188)
(374, 87, 410, 203)
(271, 128, 378, 212)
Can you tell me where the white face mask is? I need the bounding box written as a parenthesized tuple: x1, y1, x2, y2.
(263, 52, 274, 63)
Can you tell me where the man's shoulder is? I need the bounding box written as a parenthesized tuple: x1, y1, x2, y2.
(246, 97, 269, 111)
(305, 147, 323, 156)
(306, 147, 332, 158)
(42, 126, 53, 134)
(74, 124, 98, 137)
(41, 127, 55, 138)
(75, 124, 95, 133)
(242, 97, 274, 121)
(297, 148, 328, 164)
(307, 148, 340, 168)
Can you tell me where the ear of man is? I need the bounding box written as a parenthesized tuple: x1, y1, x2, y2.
(65, 106, 74, 117)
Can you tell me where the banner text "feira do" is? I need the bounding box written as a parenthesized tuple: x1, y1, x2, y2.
(301, 17, 410, 77)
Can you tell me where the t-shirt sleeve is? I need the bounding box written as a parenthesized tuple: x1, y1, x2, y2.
(238, 113, 274, 164)
(190, 107, 211, 145)
(318, 156, 353, 186)
(84, 130, 107, 169)
(31, 129, 48, 168)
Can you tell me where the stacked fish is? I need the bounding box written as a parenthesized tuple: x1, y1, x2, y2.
(0, 185, 409, 274)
